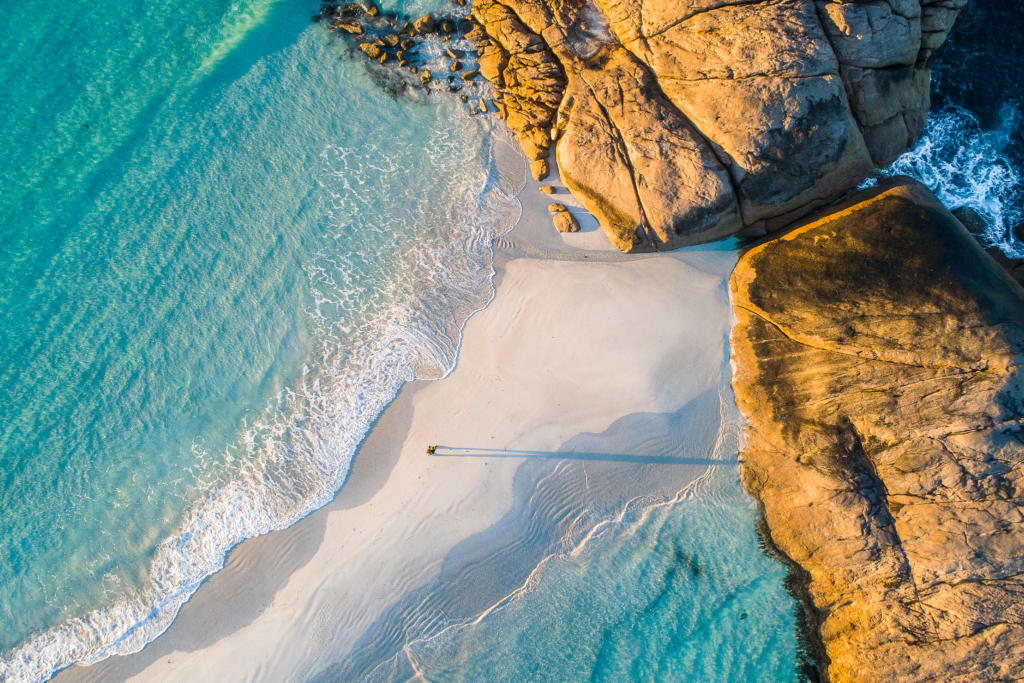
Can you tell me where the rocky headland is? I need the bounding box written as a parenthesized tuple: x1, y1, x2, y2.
(732, 177, 1024, 682)
(466, 0, 970, 251)
(323, 0, 968, 252)
(319, 1, 1024, 681)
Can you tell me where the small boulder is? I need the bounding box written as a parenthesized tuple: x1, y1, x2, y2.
(462, 70, 479, 81)
(419, 69, 432, 83)
(530, 159, 549, 182)
(400, 39, 415, 50)
(413, 15, 435, 34)
(383, 34, 399, 47)
(363, 2, 379, 16)
(379, 52, 389, 64)
(449, 61, 462, 72)
(548, 203, 567, 213)
(539, 186, 556, 195)
(438, 19, 455, 33)
(334, 20, 363, 34)
(359, 42, 383, 59)
(553, 211, 581, 233)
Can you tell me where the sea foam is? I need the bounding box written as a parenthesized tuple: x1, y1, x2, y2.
(0, 118, 523, 683)
(882, 105, 1024, 257)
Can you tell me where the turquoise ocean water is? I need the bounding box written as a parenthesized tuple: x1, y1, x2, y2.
(1, 0, 522, 678)
(0, 0, 813, 681)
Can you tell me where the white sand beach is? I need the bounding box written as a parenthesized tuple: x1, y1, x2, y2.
(54, 165, 742, 683)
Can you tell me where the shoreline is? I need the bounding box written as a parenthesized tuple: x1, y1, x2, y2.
(54, 159, 744, 683)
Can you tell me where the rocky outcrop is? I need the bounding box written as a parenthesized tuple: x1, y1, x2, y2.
(731, 177, 1024, 682)
(464, 0, 967, 252)
(595, 0, 875, 229)
(469, 0, 743, 251)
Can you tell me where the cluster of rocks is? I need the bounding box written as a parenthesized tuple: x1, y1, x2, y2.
(315, 1, 497, 114)
(731, 177, 1024, 682)
(547, 202, 580, 232)
(319, 0, 973, 253)
(953, 206, 1024, 287)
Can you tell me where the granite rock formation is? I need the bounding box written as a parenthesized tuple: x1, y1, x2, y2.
(731, 177, 1024, 682)
(466, 0, 968, 252)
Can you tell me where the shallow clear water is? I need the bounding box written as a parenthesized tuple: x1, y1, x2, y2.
(1, 0, 518, 678)
(363, 471, 807, 683)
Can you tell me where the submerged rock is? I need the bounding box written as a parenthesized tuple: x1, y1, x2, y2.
(731, 177, 1024, 682)
(333, 20, 363, 34)
(359, 42, 383, 59)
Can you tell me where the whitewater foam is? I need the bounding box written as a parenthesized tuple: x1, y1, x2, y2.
(0, 120, 524, 683)
(882, 105, 1024, 257)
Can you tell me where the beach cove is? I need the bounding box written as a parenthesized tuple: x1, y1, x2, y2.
(6, 0, 1024, 679)
(51, 164, 806, 683)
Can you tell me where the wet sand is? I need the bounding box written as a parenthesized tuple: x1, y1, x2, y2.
(55, 162, 741, 683)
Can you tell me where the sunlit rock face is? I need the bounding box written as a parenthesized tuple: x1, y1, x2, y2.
(467, 0, 968, 252)
(731, 177, 1024, 683)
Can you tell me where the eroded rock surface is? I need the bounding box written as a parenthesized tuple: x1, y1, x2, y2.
(465, 0, 967, 251)
(731, 177, 1024, 682)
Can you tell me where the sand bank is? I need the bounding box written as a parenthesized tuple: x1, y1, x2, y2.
(55, 165, 741, 683)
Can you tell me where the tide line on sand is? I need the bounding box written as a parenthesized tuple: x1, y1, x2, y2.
(53, 169, 741, 683)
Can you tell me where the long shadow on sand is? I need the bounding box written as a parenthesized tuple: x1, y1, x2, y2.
(430, 447, 723, 466)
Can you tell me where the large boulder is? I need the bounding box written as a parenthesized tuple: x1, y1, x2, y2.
(731, 177, 1024, 682)
(594, 0, 877, 229)
(474, 0, 742, 251)
(469, 0, 968, 251)
(556, 47, 742, 251)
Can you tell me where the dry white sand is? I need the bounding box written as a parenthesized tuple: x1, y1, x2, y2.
(55, 159, 740, 683)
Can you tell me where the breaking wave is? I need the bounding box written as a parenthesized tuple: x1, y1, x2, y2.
(0, 121, 525, 683)
(883, 105, 1024, 257)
